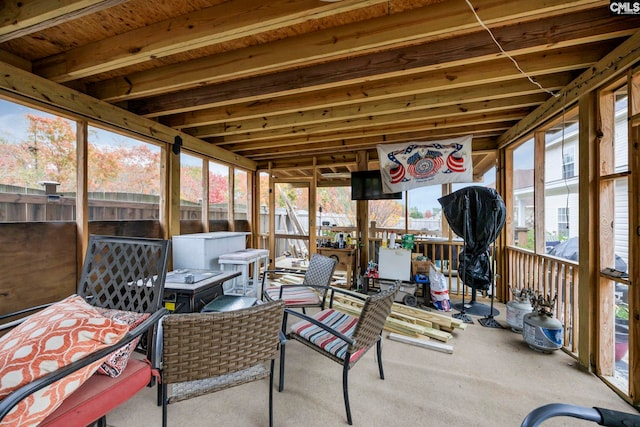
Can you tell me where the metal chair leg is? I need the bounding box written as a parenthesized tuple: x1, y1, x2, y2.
(162, 383, 168, 427)
(278, 338, 286, 392)
(343, 359, 352, 425)
(277, 310, 289, 392)
(269, 359, 275, 427)
(376, 338, 385, 379)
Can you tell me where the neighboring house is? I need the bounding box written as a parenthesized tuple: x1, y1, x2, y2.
(512, 98, 629, 266)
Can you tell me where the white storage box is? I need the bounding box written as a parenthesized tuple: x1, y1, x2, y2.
(378, 248, 412, 282)
(172, 232, 249, 270)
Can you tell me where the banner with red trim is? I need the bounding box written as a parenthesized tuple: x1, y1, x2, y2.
(376, 135, 474, 193)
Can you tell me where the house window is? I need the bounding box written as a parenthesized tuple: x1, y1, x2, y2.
(562, 149, 575, 179)
(557, 207, 569, 239)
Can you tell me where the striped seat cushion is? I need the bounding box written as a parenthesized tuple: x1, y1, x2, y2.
(290, 309, 366, 363)
(264, 286, 321, 306)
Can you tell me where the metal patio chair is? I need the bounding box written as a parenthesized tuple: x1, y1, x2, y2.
(262, 253, 337, 311)
(280, 285, 398, 425)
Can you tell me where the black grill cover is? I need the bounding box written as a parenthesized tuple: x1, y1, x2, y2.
(438, 186, 506, 290)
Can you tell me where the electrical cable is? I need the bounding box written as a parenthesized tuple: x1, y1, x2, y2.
(464, 0, 560, 98)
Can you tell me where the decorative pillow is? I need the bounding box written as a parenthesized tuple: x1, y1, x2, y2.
(0, 295, 129, 427)
(94, 308, 150, 378)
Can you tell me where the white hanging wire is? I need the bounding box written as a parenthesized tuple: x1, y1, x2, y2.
(464, 0, 560, 98)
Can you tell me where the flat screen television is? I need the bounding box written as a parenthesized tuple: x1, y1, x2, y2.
(350, 170, 403, 200)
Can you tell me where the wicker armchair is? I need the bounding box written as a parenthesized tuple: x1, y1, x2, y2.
(160, 300, 285, 427)
(262, 253, 337, 310)
(280, 286, 398, 425)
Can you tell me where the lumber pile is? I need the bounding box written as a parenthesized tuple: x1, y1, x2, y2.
(328, 291, 466, 353)
(264, 278, 465, 353)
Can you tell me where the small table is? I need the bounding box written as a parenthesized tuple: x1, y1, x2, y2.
(218, 249, 269, 298)
(317, 247, 356, 288)
(163, 269, 241, 313)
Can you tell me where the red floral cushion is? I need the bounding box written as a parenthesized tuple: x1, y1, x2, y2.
(0, 295, 129, 427)
(94, 308, 150, 378)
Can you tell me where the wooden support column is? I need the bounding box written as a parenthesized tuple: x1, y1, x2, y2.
(533, 130, 546, 255)
(228, 167, 235, 231)
(75, 120, 88, 277)
(202, 160, 210, 232)
(440, 184, 450, 238)
(628, 68, 640, 404)
(164, 143, 180, 244)
(356, 150, 369, 276)
(580, 91, 599, 370)
(253, 170, 262, 249)
(268, 164, 276, 269)
(310, 160, 318, 255)
(494, 150, 507, 301)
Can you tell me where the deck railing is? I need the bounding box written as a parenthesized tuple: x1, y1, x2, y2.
(506, 246, 579, 354)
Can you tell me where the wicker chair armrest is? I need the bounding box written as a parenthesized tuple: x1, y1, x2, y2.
(284, 307, 354, 346)
(0, 308, 168, 421)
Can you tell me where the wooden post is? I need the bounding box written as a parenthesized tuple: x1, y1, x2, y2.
(578, 92, 599, 369)
(533, 130, 546, 255)
(627, 69, 640, 403)
(75, 120, 89, 277)
(356, 150, 369, 278)
(202, 160, 209, 232)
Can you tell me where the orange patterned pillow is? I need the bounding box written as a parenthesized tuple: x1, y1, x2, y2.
(0, 295, 129, 427)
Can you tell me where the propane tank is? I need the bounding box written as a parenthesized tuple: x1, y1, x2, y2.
(522, 312, 563, 353)
(506, 288, 533, 332)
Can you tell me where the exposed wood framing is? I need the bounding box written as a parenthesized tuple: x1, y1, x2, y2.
(498, 30, 640, 148)
(0, 0, 127, 43)
(0, 62, 257, 171)
(596, 92, 615, 376)
(579, 92, 599, 372)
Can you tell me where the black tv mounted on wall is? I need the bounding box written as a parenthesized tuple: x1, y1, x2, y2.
(350, 170, 403, 200)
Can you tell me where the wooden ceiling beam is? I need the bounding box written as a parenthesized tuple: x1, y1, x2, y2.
(185, 82, 561, 138)
(258, 154, 359, 171)
(234, 111, 521, 159)
(155, 46, 593, 126)
(244, 123, 506, 158)
(205, 94, 547, 143)
(162, 65, 582, 129)
(0, 0, 126, 43)
(247, 135, 501, 161)
(128, 11, 639, 117)
(33, 0, 393, 82)
(87, 0, 607, 102)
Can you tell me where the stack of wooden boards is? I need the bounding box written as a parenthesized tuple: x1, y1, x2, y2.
(327, 291, 466, 354)
(267, 275, 466, 354)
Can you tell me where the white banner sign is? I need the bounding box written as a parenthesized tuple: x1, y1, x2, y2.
(376, 135, 474, 193)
